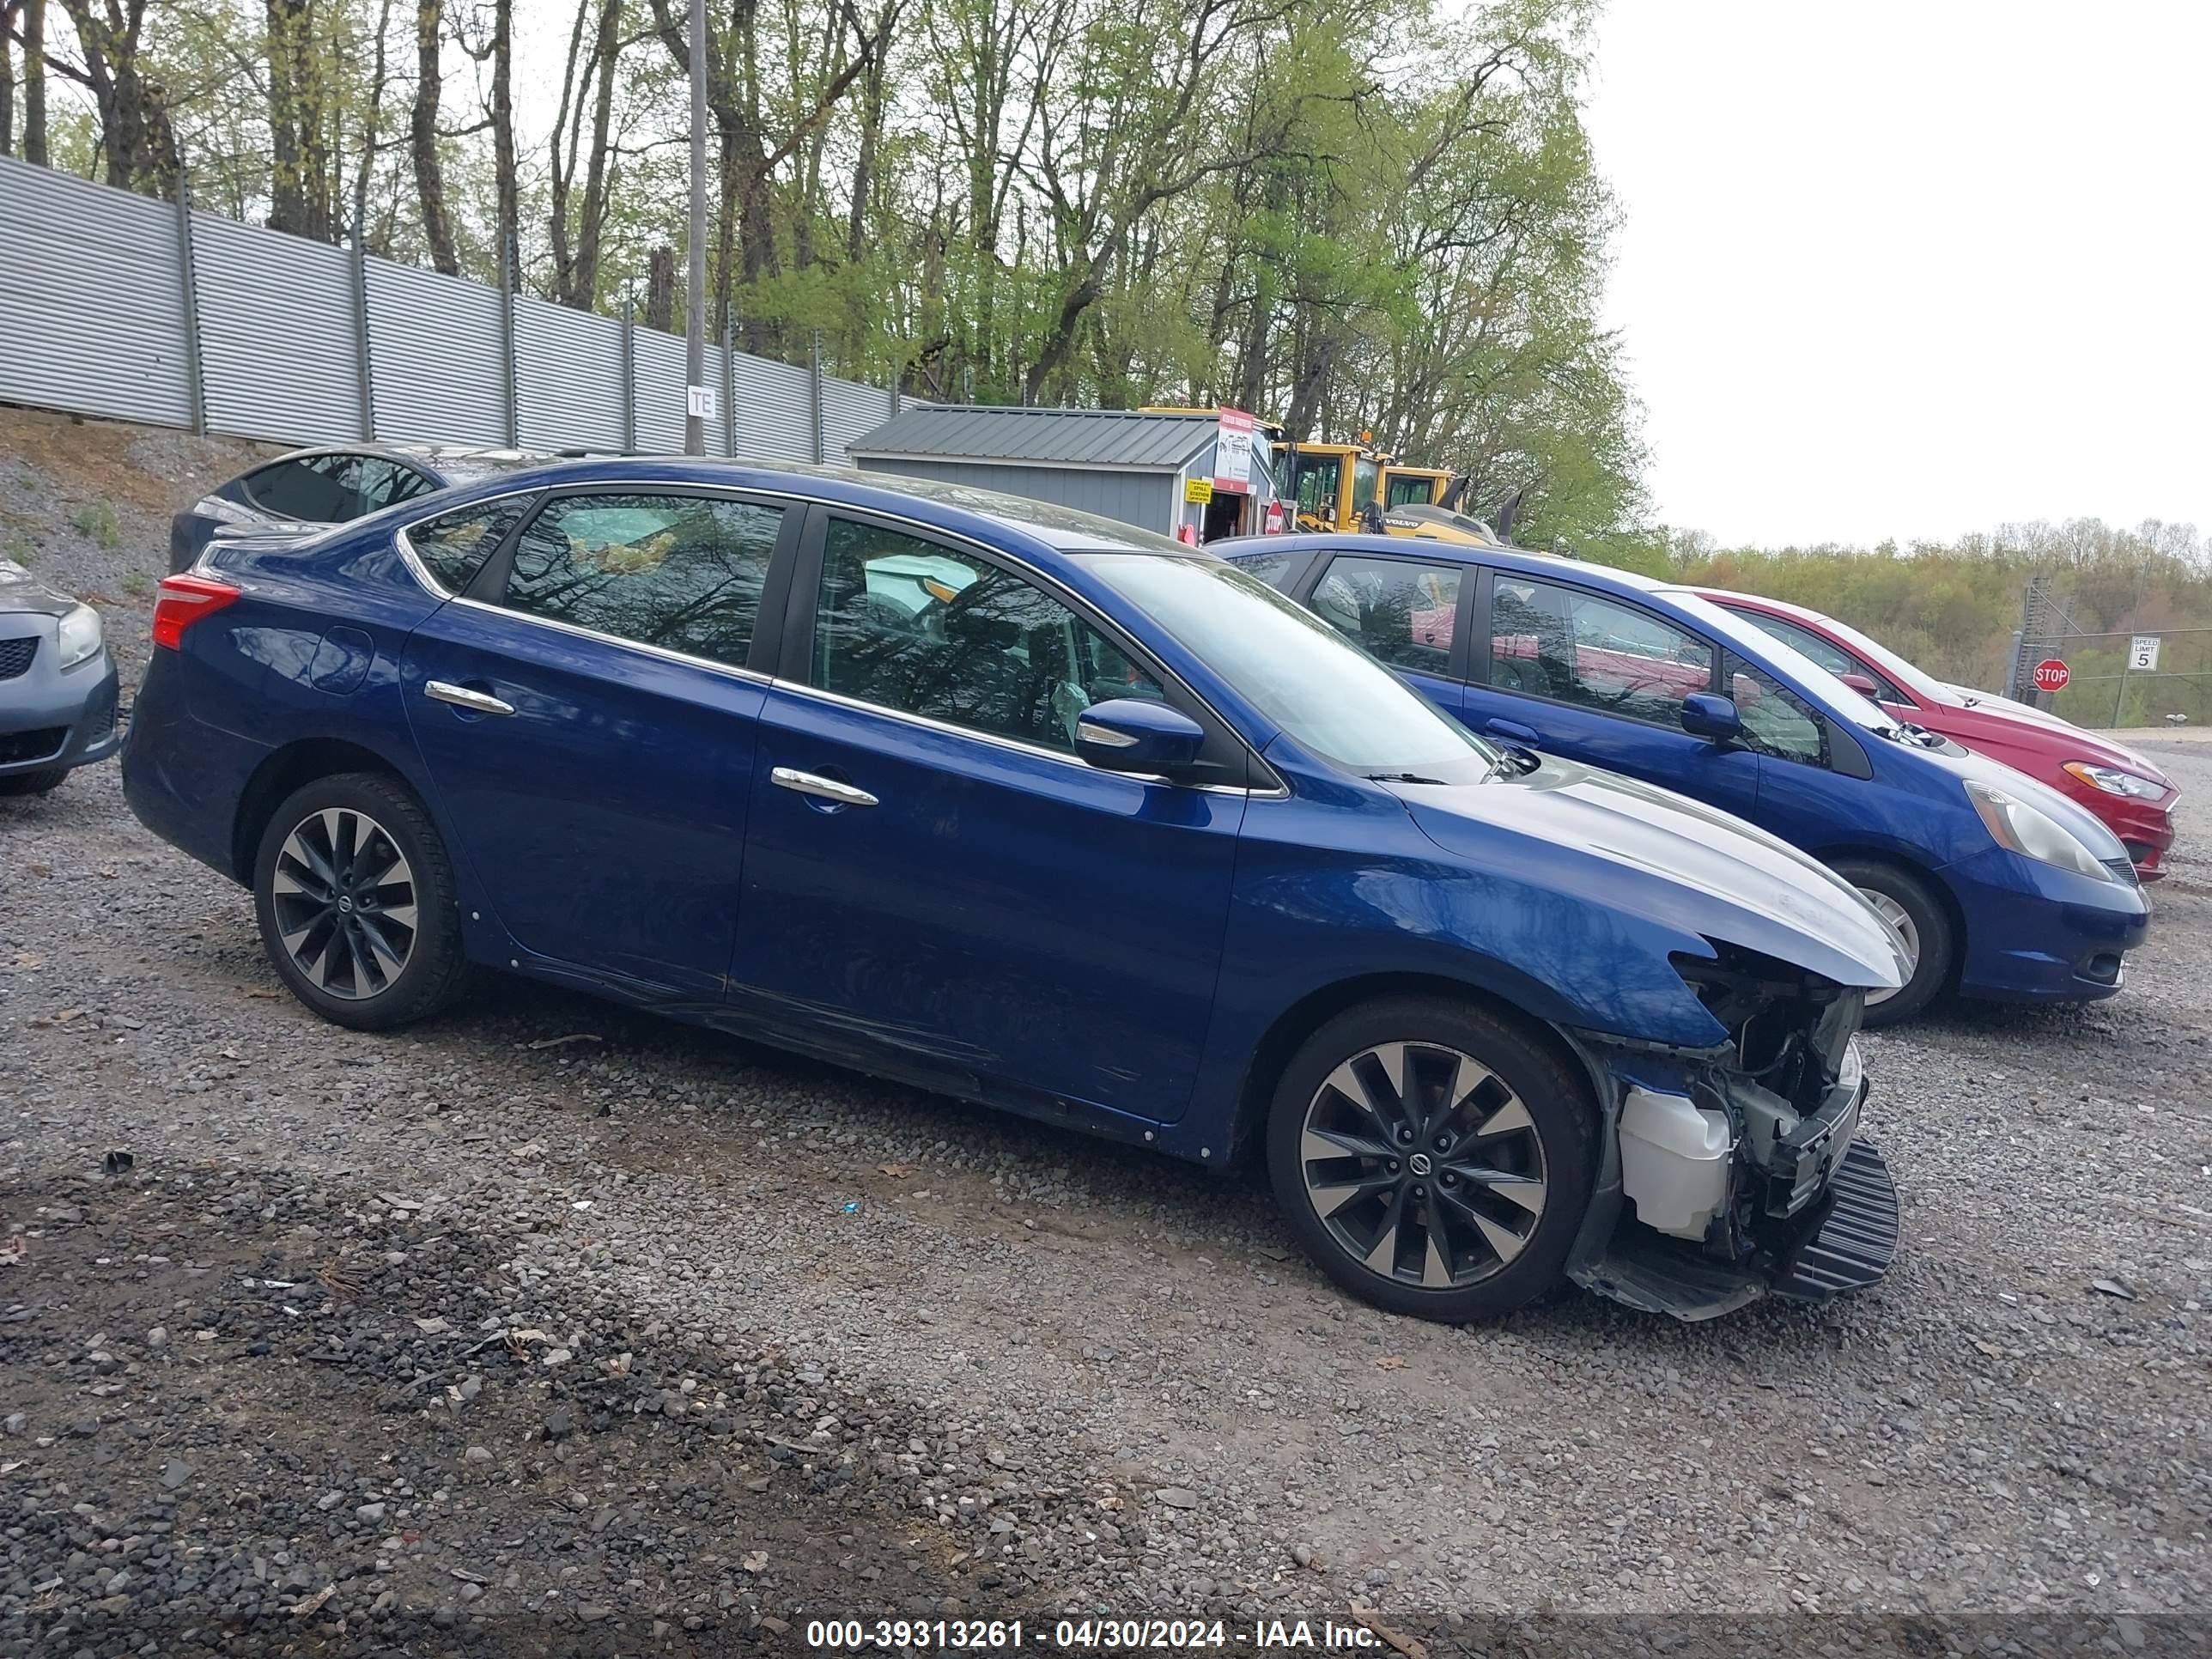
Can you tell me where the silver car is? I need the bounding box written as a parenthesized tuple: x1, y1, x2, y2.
(0, 558, 119, 797)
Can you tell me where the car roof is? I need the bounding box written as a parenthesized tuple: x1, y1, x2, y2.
(422, 455, 1195, 559)
(1217, 533, 1670, 595)
(255, 442, 605, 486)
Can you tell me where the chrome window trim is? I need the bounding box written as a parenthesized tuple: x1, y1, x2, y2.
(390, 475, 1289, 797)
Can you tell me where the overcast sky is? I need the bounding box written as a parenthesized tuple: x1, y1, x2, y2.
(1582, 1, 2212, 548)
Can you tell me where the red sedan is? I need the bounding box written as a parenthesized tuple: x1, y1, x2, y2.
(1698, 590, 2178, 880)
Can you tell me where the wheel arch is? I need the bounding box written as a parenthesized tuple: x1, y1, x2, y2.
(230, 737, 418, 884)
(1808, 841, 1968, 988)
(1224, 970, 1595, 1169)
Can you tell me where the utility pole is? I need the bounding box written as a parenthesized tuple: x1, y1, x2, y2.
(683, 0, 708, 456)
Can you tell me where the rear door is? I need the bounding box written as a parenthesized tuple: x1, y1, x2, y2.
(1292, 550, 1469, 717)
(1464, 568, 1763, 820)
(401, 486, 798, 999)
(727, 508, 1248, 1125)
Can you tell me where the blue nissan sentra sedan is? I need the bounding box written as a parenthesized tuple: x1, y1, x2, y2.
(127, 461, 1908, 1323)
(1219, 534, 2151, 1024)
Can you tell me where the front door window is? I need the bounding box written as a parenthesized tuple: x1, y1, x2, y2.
(811, 519, 1162, 751)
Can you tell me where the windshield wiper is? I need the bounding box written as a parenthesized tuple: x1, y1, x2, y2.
(1366, 771, 1451, 786)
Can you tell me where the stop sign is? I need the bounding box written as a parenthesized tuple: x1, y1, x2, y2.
(2032, 658, 2070, 692)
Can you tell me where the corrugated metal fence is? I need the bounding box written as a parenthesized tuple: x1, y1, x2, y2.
(0, 155, 908, 461)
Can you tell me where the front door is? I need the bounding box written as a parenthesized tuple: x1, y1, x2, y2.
(728, 510, 1246, 1124)
(1464, 570, 1763, 820)
(402, 487, 796, 999)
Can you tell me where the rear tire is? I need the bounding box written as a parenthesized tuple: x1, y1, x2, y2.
(1830, 856, 1951, 1026)
(252, 772, 470, 1030)
(1265, 996, 1594, 1323)
(0, 768, 68, 798)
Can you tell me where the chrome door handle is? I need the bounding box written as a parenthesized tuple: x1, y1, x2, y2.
(425, 680, 515, 717)
(771, 767, 878, 808)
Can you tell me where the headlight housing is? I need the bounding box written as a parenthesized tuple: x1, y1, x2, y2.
(1966, 779, 2113, 880)
(55, 603, 103, 671)
(2062, 760, 2167, 802)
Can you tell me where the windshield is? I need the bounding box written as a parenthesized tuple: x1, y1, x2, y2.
(1656, 588, 1902, 733)
(1079, 553, 1498, 775)
(1293, 454, 1342, 519)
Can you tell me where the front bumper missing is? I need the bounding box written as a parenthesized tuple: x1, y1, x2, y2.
(1571, 1134, 1899, 1321)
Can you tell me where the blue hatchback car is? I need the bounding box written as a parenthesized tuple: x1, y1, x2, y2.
(127, 461, 1910, 1323)
(1220, 535, 2151, 1024)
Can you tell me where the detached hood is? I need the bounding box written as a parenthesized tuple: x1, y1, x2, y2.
(1389, 755, 1910, 994)
(0, 558, 76, 619)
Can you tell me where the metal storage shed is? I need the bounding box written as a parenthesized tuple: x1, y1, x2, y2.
(844, 405, 1278, 541)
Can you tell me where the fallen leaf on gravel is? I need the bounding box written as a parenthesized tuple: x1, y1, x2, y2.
(1375, 1355, 1406, 1370)
(740, 1550, 769, 1572)
(526, 1032, 603, 1050)
(9, 951, 40, 969)
(878, 1163, 919, 1177)
(0, 1239, 25, 1266)
(288, 1584, 335, 1618)
(1348, 1601, 1427, 1659)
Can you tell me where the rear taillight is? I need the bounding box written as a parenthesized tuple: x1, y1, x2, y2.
(151, 574, 242, 650)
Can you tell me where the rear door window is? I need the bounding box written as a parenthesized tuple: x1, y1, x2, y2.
(497, 491, 785, 670)
(1309, 555, 1461, 672)
(1488, 575, 1716, 725)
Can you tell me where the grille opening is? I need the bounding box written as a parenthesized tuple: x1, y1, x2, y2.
(0, 727, 67, 765)
(0, 637, 38, 681)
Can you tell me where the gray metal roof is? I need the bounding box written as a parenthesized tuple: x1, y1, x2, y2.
(846, 405, 1218, 471)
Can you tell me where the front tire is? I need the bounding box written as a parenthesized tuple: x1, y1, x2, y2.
(1830, 856, 1951, 1027)
(252, 772, 469, 1030)
(1265, 996, 1594, 1322)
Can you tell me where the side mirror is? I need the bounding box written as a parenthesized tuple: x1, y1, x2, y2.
(1838, 672, 1881, 697)
(1680, 691, 1742, 744)
(1074, 698, 1206, 775)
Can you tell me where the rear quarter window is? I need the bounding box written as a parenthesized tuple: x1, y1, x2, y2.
(405, 501, 530, 593)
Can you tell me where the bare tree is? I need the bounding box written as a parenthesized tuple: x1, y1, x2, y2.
(266, 0, 335, 237)
(548, 0, 622, 307)
(410, 0, 458, 270)
(48, 0, 174, 192)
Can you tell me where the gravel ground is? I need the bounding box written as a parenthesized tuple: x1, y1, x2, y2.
(1, 417, 2207, 1655)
